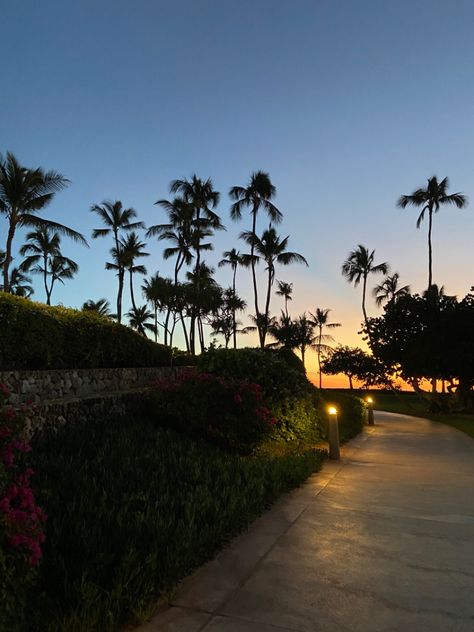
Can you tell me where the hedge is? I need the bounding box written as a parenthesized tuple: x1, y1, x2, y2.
(0, 293, 171, 370)
(28, 416, 325, 631)
(320, 390, 366, 442)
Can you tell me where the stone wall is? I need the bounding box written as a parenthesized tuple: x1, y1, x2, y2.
(0, 366, 190, 405)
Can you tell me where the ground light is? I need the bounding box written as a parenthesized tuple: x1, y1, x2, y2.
(366, 396, 375, 426)
(327, 406, 340, 460)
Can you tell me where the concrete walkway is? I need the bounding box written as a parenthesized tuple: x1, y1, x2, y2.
(139, 412, 474, 631)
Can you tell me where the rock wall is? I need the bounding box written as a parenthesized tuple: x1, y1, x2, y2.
(0, 366, 189, 405)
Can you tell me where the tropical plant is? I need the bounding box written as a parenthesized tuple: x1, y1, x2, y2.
(209, 287, 247, 349)
(241, 227, 307, 346)
(229, 171, 282, 346)
(119, 232, 149, 328)
(341, 244, 388, 336)
(397, 176, 467, 290)
(0, 267, 34, 298)
(218, 248, 243, 347)
(127, 305, 156, 337)
(142, 273, 168, 342)
(293, 314, 317, 368)
(373, 273, 410, 307)
(0, 152, 87, 293)
(276, 280, 293, 318)
(19, 228, 78, 305)
(310, 308, 341, 388)
(81, 298, 111, 317)
(91, 200, 144, 323)
(321, 345, 386, 389)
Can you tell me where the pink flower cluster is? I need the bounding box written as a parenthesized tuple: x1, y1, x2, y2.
(0, 385, 46, 567)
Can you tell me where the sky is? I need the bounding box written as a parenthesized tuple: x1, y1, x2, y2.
(1, 0, 474, 386)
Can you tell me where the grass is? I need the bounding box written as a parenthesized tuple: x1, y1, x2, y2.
(368, 390, 474, 439)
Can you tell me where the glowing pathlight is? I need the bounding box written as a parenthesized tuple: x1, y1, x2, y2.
(366, 397, 373, 404)
(328, 406, 337, 415)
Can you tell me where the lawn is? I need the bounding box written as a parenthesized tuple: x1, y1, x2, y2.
(368, 390, 474, 439)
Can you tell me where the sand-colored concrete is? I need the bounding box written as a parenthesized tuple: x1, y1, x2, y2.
(139, 412, 474, 631)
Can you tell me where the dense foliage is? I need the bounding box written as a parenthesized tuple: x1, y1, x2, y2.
(149, 372, 277, 454)
(320, 390, 366, 442)
(322, 345, 390, 389)
(0, 293, 171, 370)
(29, 416, 325, 632)
(199, 348, 323, 443)
(0, 386, 46, 631)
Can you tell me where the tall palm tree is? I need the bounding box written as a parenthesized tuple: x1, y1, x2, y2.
(241, 227, 307, 347)
(127, 305, 156, 337)
(0, 152, 87, 292)
(218, 248, 243, 348)
(373, 273, 410, 307)
(82, 298, 111, 317)
(341, 245, 388, 334)
(120, 232, 149, 319)
(19, 228, 78, 304)
(0, 267, 34, 297)
(310, 308, 341, 388)
(293, 314, 316, 368)
(268, 311, 298, 351)
(91, 200, 144, 323)
(229, 171, 282, 340)
(398, 177, 467, 290)
(142, 273, 168, 343)
(275, 280, 293, 317)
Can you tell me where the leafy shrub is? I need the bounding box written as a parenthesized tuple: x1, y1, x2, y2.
(198, 348, 324, 444)
(149, 372, 277, 454)
(320, 390, 366, 442)
(0, 385, 46, 631)
(0, 293, 171, 370)
(29, 416, 325, 631)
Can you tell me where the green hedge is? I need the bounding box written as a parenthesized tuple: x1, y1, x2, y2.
(29, 417, 325, 631)
(0, 293, 171, 369)
(320, 390, 366, 442)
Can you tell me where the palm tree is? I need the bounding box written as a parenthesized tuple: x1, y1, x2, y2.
(373, 273, 410, 307)
(241, 227, 308, 347)
(91, 200, 144, 323)
(229, 171, 282, 341)
(120, 232, 149, 321)
(19, 228, 78, 304)
(142, 273, 167, 343)
(127, 305, 156, 337)
(218, 248, 243, 348)
(268, 311, 298, 350)
(310, 308, 341, 388)
(1, 267, 34, 297)
(398, 177, 467, 290)
(82, 298, 111, 317)
(293, 314, 316, 368)
(0, 152, 87, 292)
(276, 280, 293, 317)
(48, 256, 78, 303)
(341, 245, 388, 333)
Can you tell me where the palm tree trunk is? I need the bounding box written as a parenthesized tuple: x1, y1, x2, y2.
(232, 265, 237, 349)
(285, 296, 289, 319)
(43, 254, 49, 304)
(3, 222, 16, 293)
(117, 268, 124, 323)
(262, 265, 273, 348)
(301, 345, 305, 368)
(428, 207, 433, 290)
(154, 305, 158, 343)
(180, 313, 190, 352)
(164, 309, 170, 346)
(250, 207, 261, 346)
(318, 327, 322, 389)
(47, 276, 54, 306)
(129, 268, 137, 311)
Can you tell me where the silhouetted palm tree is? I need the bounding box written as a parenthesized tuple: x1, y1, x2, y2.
(373, 273, 410, 307)
(276, 280, 293, 318)
(0, 152, 87, 292)
(82, 298, 111, 317)
(20, 228, 78, 304)
(218, 248, 243, 347)
(310, 308, 341, 388)
(241, 227, 307, 346)
(120, 232, 149, 319)
(1, 267, 34, 297)
(293, 314, 316, 368)
(341, 245, 388, 332)
(268, 311, 298, 350)
(230, 171, 282, 340)
(142, 273, 168, 342)
(398, 177, 467, 290)
(91, 200, 144, 322)
(127, 305, 156, 337)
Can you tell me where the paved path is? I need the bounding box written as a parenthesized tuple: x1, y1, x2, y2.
(139, 412, 474, 632)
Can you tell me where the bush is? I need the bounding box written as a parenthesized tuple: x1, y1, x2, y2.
(198, 348, 324, 445)
(0, 293, 171, 370)
(29, 416, 325, 631)
(320, 390, 366, 442)
(0, 385, 46, 631)
(149, 372, 277, 454)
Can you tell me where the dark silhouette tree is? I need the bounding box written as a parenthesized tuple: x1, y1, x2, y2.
(127, 305, 156, 337)
(398, 177, 467, 290)
(310, 308, 341, 388)
(276, 280, 293, 318)
(82, 298, 112, 317)
(373, 273, 410, 307)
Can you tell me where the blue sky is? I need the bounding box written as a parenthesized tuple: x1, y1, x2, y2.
(2, 0, 474, 374)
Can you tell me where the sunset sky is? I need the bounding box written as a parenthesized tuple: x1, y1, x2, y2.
(2, 1, 474, 386)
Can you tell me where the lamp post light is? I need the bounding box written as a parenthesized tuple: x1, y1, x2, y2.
(366, 396, 375, 426)
(327, 406, 340, 460)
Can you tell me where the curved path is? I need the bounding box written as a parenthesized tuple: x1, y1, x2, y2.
(139, 412, 474, 632)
